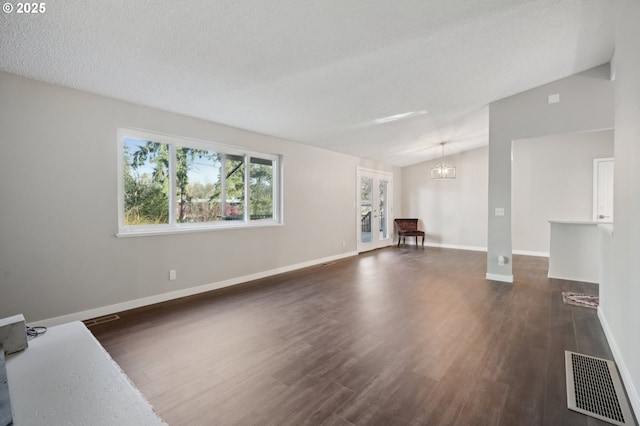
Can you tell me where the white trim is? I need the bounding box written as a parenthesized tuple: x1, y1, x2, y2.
(547, 272, 599, 284)
(357, 167, 394, 177)
(409, 242, 548, 257)
(485, 273, 514, 283)
(116, 128, 128, 233)
(169, 143, 177, 224)
(120, 127, 258, 158)
(512, 249, 549, 257)
(598, 307, 640, 420)
(421, 242, 487, 252)
(32, 251, 358, 327)
(593, 157, 614, 222)
(116, 221, 284, 238)
(548, 219, 607, 225)
(598, 223, 614, 236)
(593, 157, 598, 222)
(118, 127, 283, 236)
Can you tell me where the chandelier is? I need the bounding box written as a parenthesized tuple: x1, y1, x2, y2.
(430, 142, 456, 179)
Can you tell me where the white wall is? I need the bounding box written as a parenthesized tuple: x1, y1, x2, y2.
(599, 1, 640, 417)
(0, 72, 387, 324)
(487, 64, 614, 281)
(402, 146, 488, 250)
(512, 130, 614, 255)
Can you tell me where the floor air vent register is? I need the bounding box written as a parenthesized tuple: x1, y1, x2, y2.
(565, 351, 635, 426)
(83, 314, 120, 327)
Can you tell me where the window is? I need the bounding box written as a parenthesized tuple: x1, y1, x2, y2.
(118, 128, 282, 236)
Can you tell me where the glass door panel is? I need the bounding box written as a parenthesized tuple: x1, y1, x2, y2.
(360, 175, 373, 244)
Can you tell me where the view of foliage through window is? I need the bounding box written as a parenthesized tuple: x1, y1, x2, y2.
(250, 158, 274, 219)
(123, 136, 275, 227)
(124, 139, 170, 225)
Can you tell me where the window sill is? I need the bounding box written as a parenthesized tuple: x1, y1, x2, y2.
(116, 220, 284, 238)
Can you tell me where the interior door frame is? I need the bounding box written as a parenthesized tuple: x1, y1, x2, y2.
(356, 167, 394, 253)
(592, 157, 614, 222)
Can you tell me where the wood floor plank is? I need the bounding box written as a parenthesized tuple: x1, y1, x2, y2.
(89, 248, 620, 425)
(281, 381, 354, 426)
(232, 378, 352, 426)
(454, 378, 509, 426)
(409, 373, 478, 426)
(365, 372, 436, 426)
(335, 369, 432, 425)
(320, 414, 355, 426)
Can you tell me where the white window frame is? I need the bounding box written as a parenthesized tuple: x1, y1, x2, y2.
(117, 128, 283, 237)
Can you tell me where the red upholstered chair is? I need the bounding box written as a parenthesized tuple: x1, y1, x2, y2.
(394, 218, 425, 247)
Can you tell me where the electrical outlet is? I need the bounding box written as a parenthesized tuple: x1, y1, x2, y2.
(498, 256, 505, 266)
(342, 241, 346, 248)
(169, 270, 176, 281)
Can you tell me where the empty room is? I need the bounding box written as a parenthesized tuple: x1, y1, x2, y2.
(1, 1, 639, 425)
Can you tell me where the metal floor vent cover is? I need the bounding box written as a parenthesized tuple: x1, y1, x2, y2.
(83, 314, 120, 327)
(565, 351, 635, 425)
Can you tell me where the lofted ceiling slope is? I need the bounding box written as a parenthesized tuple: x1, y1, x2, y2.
(0, 0, 614, 166)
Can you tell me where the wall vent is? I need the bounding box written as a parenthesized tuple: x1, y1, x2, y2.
(565, 351, 635, 425)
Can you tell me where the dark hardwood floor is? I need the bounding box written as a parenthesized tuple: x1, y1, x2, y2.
(91, 247, 619, 426)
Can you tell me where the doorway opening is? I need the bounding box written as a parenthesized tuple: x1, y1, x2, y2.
(357, 168, 393, 253)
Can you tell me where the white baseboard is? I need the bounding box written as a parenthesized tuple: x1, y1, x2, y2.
(512, 249, 549, 257)
(422, 242, 487, 252)
(485, 273, 514, 283)
(407, 243, 548, 258)
(547, 272, 599, 285)
(598, 307, 640, 420)
(35, 251, 358, 328)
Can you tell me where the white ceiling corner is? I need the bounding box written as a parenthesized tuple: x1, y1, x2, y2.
(0, 0, 614, 167)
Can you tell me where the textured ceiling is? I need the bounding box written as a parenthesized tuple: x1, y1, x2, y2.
(0, 0, 614, 166)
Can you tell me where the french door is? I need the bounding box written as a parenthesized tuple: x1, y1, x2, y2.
(357, 168, 393, 253)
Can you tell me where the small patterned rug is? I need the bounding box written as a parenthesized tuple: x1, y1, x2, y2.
(562, 292, 599, 309)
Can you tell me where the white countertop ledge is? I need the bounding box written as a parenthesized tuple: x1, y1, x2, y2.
(548, 219, 612, 225)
